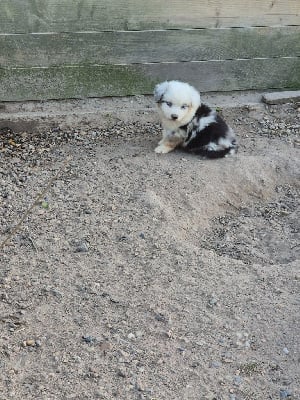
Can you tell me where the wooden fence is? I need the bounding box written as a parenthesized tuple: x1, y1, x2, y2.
(0, 0, 299, 101)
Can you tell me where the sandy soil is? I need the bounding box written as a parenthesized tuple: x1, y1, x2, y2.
(0, 99, 299, 400)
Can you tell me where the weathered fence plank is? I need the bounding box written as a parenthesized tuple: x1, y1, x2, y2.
(1, 27, 299, 67)
(1, 0, 299, 33)
(1, 58, 299, 101)
(0, 1, 299, 100)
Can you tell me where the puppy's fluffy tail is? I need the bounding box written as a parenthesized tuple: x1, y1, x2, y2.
(190, 140, 238, 159)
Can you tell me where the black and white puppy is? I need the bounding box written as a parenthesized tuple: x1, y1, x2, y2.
(154, 80, 237, 158)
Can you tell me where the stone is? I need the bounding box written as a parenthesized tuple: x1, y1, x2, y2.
(233, 375, 242, 386)
(127, 333, 136, 340)
(25, 339, 36, 347)
(209, 361, 222, 368)
(283, 347, 289, 355)
(82, 335, 97, 344)
(262, 91, 300, 105)
(75, 240, 89, 253)
(280, 389, 293, 399)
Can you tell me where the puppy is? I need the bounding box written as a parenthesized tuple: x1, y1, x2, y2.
(154, 80, 237, 158)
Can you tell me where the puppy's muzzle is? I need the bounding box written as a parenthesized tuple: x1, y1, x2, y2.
(171, 114, 178, 120)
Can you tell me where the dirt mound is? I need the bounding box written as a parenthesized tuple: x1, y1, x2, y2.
(0, 102, 299, 399)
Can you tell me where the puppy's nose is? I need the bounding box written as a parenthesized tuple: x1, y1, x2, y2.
(171, 114, 178, 120)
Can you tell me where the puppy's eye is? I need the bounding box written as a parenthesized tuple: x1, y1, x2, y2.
(166, 102, 172, 107)
(181, 104, 188, 109)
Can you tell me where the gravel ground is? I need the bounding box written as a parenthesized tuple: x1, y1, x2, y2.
(0, 100, 299, 400)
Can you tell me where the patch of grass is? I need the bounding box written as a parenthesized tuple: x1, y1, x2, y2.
(240, 361, 263, 376)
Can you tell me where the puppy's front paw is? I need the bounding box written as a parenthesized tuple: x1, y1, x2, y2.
(155, 144, 173, 154)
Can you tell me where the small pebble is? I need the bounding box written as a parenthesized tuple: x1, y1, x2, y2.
(127, 333, 135, 340)
(25, 339, 35, 347)
(75, 241, 89, 253)
(155, 312, 167, 322)
(233, 375, 242, 386)
(208, 296, 218, 307)
(280, 389, 293, 399)
(82, 335, 97, 344)
(283, 347, 289, 355)
(210, 361, 222, 368)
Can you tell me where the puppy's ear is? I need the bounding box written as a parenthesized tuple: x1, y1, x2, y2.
(154, 81, 169, 103)
(190, 86, 201, 109)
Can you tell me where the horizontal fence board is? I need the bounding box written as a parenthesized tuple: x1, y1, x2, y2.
(1, 58, 299, 101)
(1, 27, 299, 67)
(1, 0, 299, 33)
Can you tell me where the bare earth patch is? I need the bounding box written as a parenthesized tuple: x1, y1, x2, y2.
(0, 100, 299, 400)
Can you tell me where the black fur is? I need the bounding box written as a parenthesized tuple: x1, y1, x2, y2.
(194, 104, 212, 118)
(184, 115, 229, 148)
(181, 104, 237, 158)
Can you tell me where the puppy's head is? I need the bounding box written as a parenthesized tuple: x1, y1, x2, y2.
(154, 81, 201, 127)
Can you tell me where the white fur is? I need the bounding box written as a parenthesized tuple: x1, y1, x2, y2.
(154, 81, 201, 153)
(198, 113, 216, 131)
